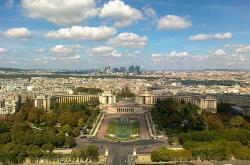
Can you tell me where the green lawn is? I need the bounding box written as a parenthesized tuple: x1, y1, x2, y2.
(106, 118, 140, 140)
(106, 120, 117, 134)
(132, 121, 139, 135)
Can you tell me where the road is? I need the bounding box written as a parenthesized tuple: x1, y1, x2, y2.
(108, 143, 133, 165)
(76, 138, 166, 165)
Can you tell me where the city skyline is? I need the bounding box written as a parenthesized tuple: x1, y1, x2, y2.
(0, 0, 250, 70)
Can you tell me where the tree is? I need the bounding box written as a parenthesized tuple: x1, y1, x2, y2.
(27, 145, 43, 162)
(58, 110, 76, 126)
(0, 133, 11, 144)
(193, 115, 206, 131)
(12, 112, 26, 122)
(53, 133, 65, 147)
(205, 114, 224, 130)
(230, 115, 245, 127)
(70, 127, 81, 137)
(27, 109, 43, 124)
(247, 141, 250, 148)
(41, 144, 54, 152)
(151, 147, 191, 162)
(71, 146, 98, 162)
(11, 121, 30, 132)
(78, 117, 86, 128)
(61, 124, 71, 134)
(19, 98, 35, 120)
(50, 102, 60, 111)
(33, 133, 44, 146)
(86, 145, 98, 161)
(64, 136, 75, 148)
(151, 151, 162, 162)
(244, 122, 250, 129)
(0, 121, 11, 133)
(234, 146, 250, 159)
(0, 143, 27, 164)
(40, 112, 58, 126)
(0, 100, 102, 163)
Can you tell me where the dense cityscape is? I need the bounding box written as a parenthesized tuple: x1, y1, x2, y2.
(1, 0, 250, 165)
(1, 68, 250, 165)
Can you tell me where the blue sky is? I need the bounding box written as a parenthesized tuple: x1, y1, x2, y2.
(0, 0, 250, 70)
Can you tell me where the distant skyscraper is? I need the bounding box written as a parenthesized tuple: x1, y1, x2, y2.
(120, 67, 126, 73)
(128, 65, 141, 74)
(101, 66, 111, 74)
(128, 65, 135, 73)
(135, 66, 141, 74)
(112, 68, 119, 73)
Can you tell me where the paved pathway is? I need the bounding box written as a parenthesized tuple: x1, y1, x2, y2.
(138, 114, 150, 139)
(97, 114, 109, 139)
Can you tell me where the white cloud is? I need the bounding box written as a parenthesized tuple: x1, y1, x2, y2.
(151, 53, 162, 58)
(151, 53, 163, 62)
(4, 27, 32, 39)
(224, 54, 247, 64)
(9, 60, 18, 64)
(0, 48, 7, 54)
(239, 55, 246, 62)
(45, 26, 117, 40)
(192, 55, 208, 61)
(213, 32, 232, 39)
(151, 51, 189, 63)
(89, 46, 122, 57)
(37, 54, 81, 62)
(127, 50, 141, 57)
(150, 49, 248, 69)
(50, 44, 83, 54)
(189, 34, 209, 41)
(50, 45, 73, 54)
(157, 15, 192, 30)
(235, 45, 250, 53)
(99, 0, 143, 27)
(207, 48, 249, 66)
(90, 46, 114, 54)
(168, 51, 188, 59)
(108, 33, 147, 48)
(224, 44, 244, 48)
(68, 55, 81, 60)
(21, 0, 98, 25)
(190, 32, 232, 41)
(212, 49, 227, 56)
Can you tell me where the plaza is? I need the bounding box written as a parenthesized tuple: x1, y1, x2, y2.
(105, 117, 139, 140)
(97, 113, 150, 140)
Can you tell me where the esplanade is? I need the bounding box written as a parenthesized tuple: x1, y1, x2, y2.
(34, 90, 217, 113)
